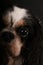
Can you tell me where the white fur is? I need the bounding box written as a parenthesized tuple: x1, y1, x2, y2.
(11, 6, 28, 24)
(3, 6, 29, 26)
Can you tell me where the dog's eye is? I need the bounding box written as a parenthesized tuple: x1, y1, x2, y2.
(16, 27, 29, 37)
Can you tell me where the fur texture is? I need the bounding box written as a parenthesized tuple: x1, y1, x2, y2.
(0, 5, 42, 65)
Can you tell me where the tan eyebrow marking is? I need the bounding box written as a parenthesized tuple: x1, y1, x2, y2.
(14, 19, 26, 27)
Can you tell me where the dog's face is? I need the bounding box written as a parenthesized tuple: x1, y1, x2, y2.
(0, 6, 39, 57)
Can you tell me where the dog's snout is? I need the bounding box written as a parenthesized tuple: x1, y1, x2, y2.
(1, 31, 14, 42)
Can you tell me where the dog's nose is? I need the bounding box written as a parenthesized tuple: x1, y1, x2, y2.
(1, 31, 14, 42)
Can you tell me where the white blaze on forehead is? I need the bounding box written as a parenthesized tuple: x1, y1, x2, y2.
(3, 6, 28, 25)
(11, 6, 28, 23)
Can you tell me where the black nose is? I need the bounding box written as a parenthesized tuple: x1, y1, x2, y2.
(1, 31, 14, 42)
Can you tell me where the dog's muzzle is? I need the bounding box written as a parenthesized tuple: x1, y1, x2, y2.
(1, 31, 14, 42)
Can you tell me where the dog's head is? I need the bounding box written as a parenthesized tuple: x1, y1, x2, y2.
(0, 6, 41, 57)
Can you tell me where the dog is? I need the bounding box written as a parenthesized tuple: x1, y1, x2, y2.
(0, 5, 42, 65)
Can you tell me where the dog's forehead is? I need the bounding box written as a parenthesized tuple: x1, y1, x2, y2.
(3, 6, 29, 26)
(11, 6, 28, 22)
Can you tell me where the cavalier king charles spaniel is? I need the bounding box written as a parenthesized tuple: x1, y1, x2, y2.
(0, 5, 42, 65)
